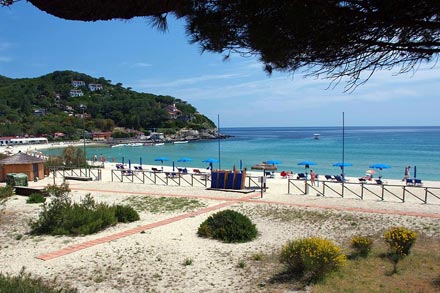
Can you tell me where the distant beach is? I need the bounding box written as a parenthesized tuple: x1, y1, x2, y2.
(37, 126, 440, 181)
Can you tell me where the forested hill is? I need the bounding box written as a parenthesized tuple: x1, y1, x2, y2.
(0, 70, 215, 139)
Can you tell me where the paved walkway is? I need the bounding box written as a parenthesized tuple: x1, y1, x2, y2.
(35, 185, 439, 261)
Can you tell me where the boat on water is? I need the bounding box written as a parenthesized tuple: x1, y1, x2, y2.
(129, 143, 143, 147)
(111, 144, 126, 148)
(173, 140, 189, 144)
(313, 133, 320, 140)
(154, 142, 165, 146)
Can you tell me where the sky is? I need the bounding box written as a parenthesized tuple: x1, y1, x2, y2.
(0, 2, 439, 127)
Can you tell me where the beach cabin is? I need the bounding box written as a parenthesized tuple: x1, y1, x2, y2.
(0, 152, 45, 182)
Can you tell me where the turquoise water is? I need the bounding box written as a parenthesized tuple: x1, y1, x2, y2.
(42, 126, 440, 181)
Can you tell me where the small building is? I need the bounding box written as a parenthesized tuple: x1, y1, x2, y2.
(92, 131, 112, 141)
(88, 83, 103, 91)
(69, 89, 84, 97)
(166, 104, 181, 119)
(0, 152, 45, 182)
(71, 80, 86, 88)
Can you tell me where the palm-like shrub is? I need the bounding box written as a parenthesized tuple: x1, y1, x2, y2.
(197, 209, 257, 243)
(279, 237, 347, 282)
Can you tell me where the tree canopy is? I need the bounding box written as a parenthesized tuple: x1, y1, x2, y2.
(3, 0, 440, 89)
(0, 71, 215, 138)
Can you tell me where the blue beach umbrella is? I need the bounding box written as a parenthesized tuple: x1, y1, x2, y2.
(178, 157, 192, 163)
(154, 157, 169, 170)
(414, 165, 417, 179)
(369, 163, 391, 170)
(298, 161, 317, 169)
(332, 162, 353, 167)
(369, 163, 391, 177)
(266, 159, 281, 165)
(203, 158, 219, 170)
(128, 159, 131, 170)
(139, 157, 142, 166)
(178, 157, 192, 169)
(333, 162, 352, 179)
(202, 158, 219, 163)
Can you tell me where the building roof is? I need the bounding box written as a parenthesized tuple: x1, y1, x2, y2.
(0, 152, 45, 165)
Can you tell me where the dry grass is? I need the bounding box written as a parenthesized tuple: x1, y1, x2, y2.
(240, 233, 440, 292)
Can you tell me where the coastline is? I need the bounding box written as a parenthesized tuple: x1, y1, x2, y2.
(0, 148, 439, 291)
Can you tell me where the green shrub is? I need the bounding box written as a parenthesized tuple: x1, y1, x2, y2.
(0, 268, 77, 292)
(26, 193, 46, 204)
(383, 227, 417, 256)
(0, 185, 14, 199)
(350, 235, 373, 257)
(197, 209, 258, 243)
(383, 227, 417, 274)
(279, 237, 347, 282)
(30, 193, 139, 236)
(43, 183, 70, 198)
(114, 205, 140, 223)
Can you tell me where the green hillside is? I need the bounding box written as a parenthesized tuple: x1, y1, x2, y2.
(0, 71, 215, 139)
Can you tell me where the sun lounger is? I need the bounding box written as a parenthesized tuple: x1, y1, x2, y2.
(414, 179, 423, 186)
(165, 172, 178, 178)
(334, 175, 343, 182)
(325, 175, 334, 181)
(151, 167, 160, 172)
(297, 173, 306, 180)
(406, 178, 414, 186)
(375, 179, 383, 185)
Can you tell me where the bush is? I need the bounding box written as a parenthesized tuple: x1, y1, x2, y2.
(383, 227, 417, 257)
(0, 268, 77, 292)
(383, 227, 417, 274)
(26, 193, 46, 204)
(350, 235, 373, 257)
(30, 193, 140, 236)
(0, 185, 14, 199)
(197, 209, 258, 243)
(279, 237, 347, 282)
(43, 183, 70, 198)
(114, 205, 140, 223)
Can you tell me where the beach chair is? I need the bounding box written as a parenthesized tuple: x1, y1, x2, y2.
(151, 167, 160, 172)
(414, 179, 423, 186)
(297, 173, 306, 180)
(324, 175, 334, 181)
(193, 169, 201, 174)
(375, 179, 383, 185)
(405, 178, 414, 186)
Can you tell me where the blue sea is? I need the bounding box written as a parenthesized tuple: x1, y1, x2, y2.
(43, 126, 440, 181)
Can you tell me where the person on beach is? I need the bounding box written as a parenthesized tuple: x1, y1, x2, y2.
(403, 165, 411, 181)
(310, 170, 316, 186)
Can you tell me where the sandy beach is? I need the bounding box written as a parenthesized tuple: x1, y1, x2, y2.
(1, 143, 439, 292)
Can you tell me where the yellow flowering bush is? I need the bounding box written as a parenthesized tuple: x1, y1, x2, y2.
(279, 237, 346, 282)
(383, 227, 417, 256)
(351, 235, 373, 257)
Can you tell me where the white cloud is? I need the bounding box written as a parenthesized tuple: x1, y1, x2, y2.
(132, 62, 152, 68)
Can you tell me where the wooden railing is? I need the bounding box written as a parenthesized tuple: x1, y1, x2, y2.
(287, 179, 440, 205)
